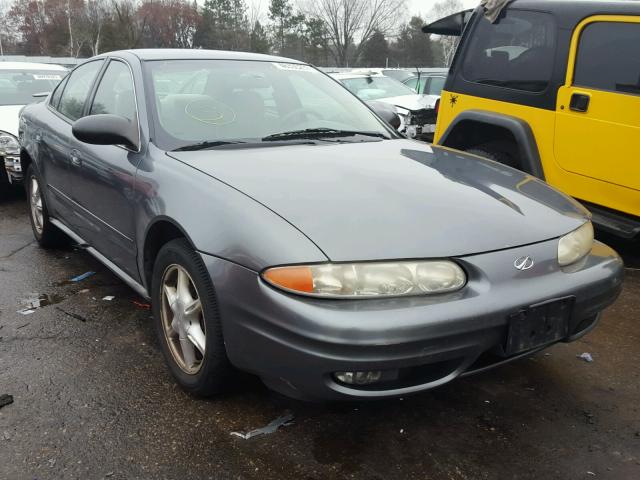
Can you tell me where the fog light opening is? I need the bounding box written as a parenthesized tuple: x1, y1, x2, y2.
(334, 370, 383, 385)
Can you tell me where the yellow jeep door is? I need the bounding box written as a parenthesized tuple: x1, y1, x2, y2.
(555, 16, 640, 192)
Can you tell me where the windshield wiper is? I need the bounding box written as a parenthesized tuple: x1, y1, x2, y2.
(172, 140, 247, 151)
(262, 128, 388, 142)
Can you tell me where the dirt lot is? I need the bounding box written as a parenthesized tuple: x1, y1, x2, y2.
(1, 192, 639, 480)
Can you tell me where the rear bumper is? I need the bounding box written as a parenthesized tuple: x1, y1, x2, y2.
(203, 240, 623, 401)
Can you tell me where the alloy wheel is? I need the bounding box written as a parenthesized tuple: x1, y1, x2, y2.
(30, 176, 44, 235)
(160, 264, 206, 374)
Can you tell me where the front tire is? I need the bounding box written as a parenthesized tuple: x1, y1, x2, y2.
(26, 165, 67, 248)
(151, 238, 231, 396)
(466, 146, 518, 169)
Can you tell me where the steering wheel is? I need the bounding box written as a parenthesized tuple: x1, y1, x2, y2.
(279, 108, 323, 129)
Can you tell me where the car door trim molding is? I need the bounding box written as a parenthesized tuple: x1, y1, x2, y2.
(48, 183, 134, 243)
(49, 217, 149, 299)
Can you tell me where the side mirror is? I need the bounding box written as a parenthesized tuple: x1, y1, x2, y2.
(72, 114, 138, 150)
(368, 100, 401, 130)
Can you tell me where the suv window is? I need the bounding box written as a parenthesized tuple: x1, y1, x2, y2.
(58, 60, 103, 121)
(462, 10, 556, 92)
(574, 22, 640, 95)
(427, 77, 446, 95)
(90, 60, 136, 121)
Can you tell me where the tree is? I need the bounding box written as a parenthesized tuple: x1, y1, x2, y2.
(250, 20, 270, 53)
(307, 0, 407, 67)
(427, 0, 463, 66)
(361, 29, 388, 67)
(195, 0, 249, 50)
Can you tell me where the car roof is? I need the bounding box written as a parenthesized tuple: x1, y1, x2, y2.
(0, 61, 67, 71)
(100, 49, 305, 64)
(509, 0, 640, 27)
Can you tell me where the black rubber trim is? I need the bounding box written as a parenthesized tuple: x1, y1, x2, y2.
(438, 109, 545, 180)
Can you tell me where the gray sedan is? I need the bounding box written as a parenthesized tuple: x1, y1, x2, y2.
(19, 49, 623, 401)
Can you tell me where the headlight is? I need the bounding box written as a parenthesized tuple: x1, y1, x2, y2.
(0, 132, 19, 156)
(558, 221, 594, 266)
(262, 260, 466, 298)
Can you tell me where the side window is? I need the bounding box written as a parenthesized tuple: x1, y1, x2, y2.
(404, 77, 418, 90)
(462, 10, 556, 92)
(49, 76, 68, 109)
(90, 60, 136, 121)
(574, 22, 640, 95)
(58, 61, 103, 121)
(427, 77, 446, 96)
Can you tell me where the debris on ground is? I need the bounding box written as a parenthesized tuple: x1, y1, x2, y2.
(79, 289, 90, 294)
(230, 412, 294, 439)
(70, 271, 95, 283)
(578, 352, 594, 363)
(16, 293, 64, 315)
(132, 300, 151, 310)
(0, 394, 14, 410)
(55, 307, 87, 323)
(102, 296, 115, 301)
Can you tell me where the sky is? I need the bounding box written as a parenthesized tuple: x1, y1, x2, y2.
(409, 0, 479, 21)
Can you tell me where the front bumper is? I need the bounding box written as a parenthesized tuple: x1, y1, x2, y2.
(202, 239, 623, 401)
(3, 154, 23, 183)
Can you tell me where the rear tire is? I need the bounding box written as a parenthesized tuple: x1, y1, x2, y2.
(466, 146, 518, 169)
(26, 165, 67, 248)
(151, 238, 232, 396)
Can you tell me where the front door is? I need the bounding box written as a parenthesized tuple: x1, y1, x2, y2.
(555, 17, 640, 194)
(68, 59, 142, 278)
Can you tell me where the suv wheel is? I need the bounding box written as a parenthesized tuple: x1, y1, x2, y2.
(26, 165, 67, 248)
(151, 238, 231, 396)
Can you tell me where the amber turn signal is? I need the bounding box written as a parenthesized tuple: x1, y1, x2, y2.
(262, 266, 314, 294)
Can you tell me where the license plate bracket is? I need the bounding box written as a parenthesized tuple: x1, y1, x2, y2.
(505, 296, 574, 356)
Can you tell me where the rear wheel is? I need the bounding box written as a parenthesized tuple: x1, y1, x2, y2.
(152, 238, 232, 396)
(26, 165, 67, 248)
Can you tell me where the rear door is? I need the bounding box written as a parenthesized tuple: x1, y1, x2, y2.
(68, 58, 142, 278)
(42, 60, 104, 219)
(555, 17, 640, 192)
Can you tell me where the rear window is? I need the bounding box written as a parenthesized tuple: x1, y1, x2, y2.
(462, 10, 556, 93)
(0, 69, 65, 106)
(574, 22, 640, 95)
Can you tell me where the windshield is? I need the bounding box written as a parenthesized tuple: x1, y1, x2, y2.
(144, 59, 393, 150)
(341, 76, 416, 101)
(0, 69, 65, 106)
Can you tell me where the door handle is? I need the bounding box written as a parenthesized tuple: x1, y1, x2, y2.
(70, 150, 82, 167)
(569, 93, 590, 113)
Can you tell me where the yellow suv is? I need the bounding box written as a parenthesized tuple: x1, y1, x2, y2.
(426, 0, 640, 239)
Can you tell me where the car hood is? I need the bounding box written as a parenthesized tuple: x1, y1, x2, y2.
(169, 140, 589, 262)
(378, 94, 439, 111)
(0, 105, 23, 136)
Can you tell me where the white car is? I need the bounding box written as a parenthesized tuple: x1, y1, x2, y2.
(0, 62, 67, 188)
(331, 72, 439, 139)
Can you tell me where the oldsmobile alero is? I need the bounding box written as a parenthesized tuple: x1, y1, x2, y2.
(18, 49, 623, 401)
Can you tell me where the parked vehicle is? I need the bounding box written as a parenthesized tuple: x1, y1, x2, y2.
(331, 72, 438, 138)
(403, 68, 449, 96)
(0, 62, 67, 189)
(20, 49, 623, 401)
(351, 68, 417, 83)
(425, 0, 640, 239)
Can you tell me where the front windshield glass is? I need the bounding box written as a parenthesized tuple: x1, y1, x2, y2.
(145, 59, 393, 150)
(0, 69, 65, 105)
(341, 76, 416, 101)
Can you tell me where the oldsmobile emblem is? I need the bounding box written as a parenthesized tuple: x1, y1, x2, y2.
(514, 256, 534, 271)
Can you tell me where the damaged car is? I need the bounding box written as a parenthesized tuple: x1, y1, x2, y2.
(0, 61, 66, 190)
(19, 49, 623, 401)
(331, 72, 439, 139)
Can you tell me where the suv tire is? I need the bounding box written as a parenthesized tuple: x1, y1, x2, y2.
(466, 146, 518, 169)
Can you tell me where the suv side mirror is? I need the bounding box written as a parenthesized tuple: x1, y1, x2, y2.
(368, 100, 401, 130)
(72, 114, 138, 150)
